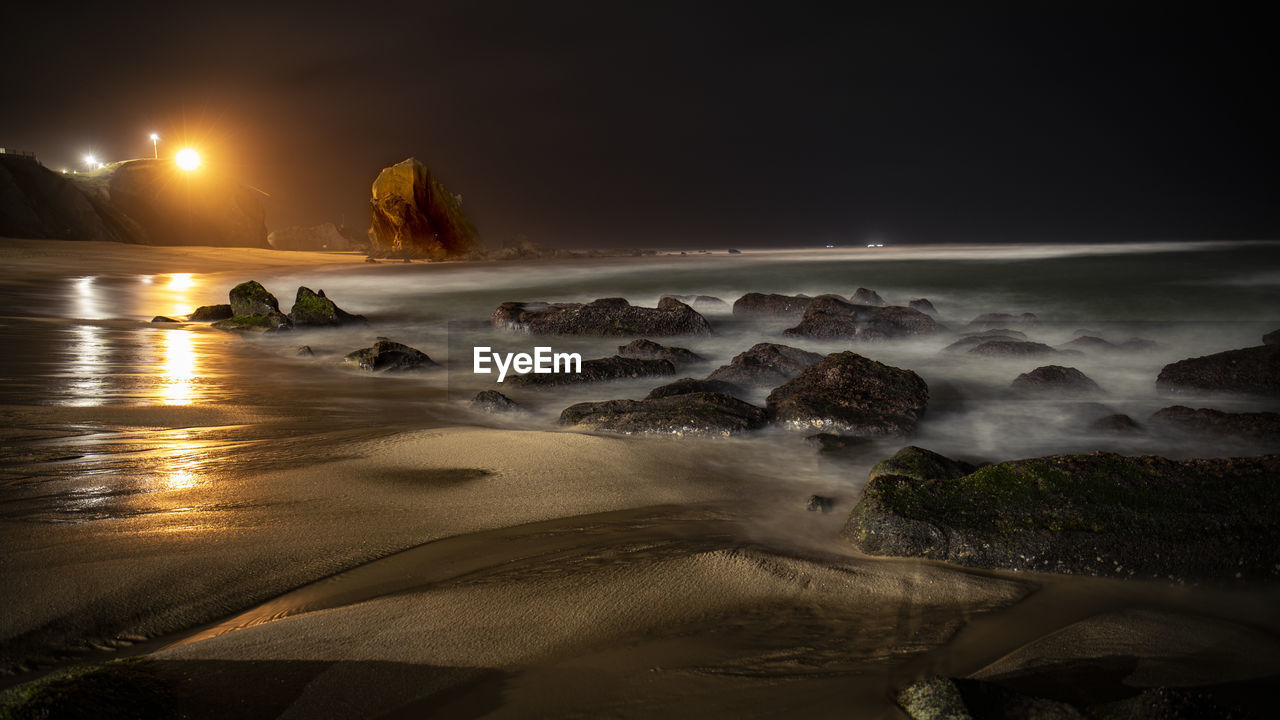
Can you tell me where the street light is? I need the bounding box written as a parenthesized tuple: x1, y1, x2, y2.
(149, 133, 159, 159)
(83, 154, 97, 169)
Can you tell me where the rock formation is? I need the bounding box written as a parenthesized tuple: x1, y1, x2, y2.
(1156, 337, 1280, 395)
(731, 293, 812, 319)
(560, 392, 767, 436)
(1011, 365, 1102, 394)
(706, 343, 822, 388)
(491, 297, 710, 336)
(507, 356, 675, 387)
(767, 352, 929, 435)
(784, 296, 938, 341)
(616, 339, 703, 366)
(343, 339, 437, 372)
(368, 157, 478, 258)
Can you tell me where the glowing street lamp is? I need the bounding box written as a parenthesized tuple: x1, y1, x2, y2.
(150, 133, 159, 159)
(83, 154, 97, 169)
(175, 148, 201, 171)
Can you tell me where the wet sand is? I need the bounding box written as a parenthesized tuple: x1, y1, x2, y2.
(2, 238, 1279, 718)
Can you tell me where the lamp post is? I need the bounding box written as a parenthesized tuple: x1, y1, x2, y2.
(150, 133, 159, 159)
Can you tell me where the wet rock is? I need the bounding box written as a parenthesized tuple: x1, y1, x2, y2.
(1148, 405, 1280, 443)
(1089, 413, 1143, 434)
(731, 292, 813, 319)
(296, 345, 314, 357)
(784, 296, 939, 341)
(508, 355, 675, 387)
(907, 298, 936, 315)
(343, 339, 437, 372)
(970, 312, 1040, 327)
(646, 377, 744, 400)
(288, 286, 367, 327)
(805, 433, 873, 460)
(896, 677, 973, 720)
(968, 340, 1057, 357)
(706, 343, 822, 388)
(1265, 329, 1280, 346)
(471, 390, 520, 413)
(228, 280, 280, 317)
(188, 304, 233, 322)
(844, 449, 1280, 582)
(660, 294, 729, 313)
(559, 392, 767, 436)
(1156, 344, 1280, 396)
(491, 297, 711, 336)
(868, 446, 976, 484)
(942, 334, 1026, 353)
(1060, 335, 1115, 352)
(727, 248, 741, 254)
(368, 157, 478, 259)
(964, 328, 1028, 341)
(150, 315, 179, 323)
(767, 351, 929, 435)
(1012, 366, 1102, 395)
(807, 495, 836, 513)
(850, 287, 887, 306)
(212, 312, 292, 333)
(617, 338, 703, 366)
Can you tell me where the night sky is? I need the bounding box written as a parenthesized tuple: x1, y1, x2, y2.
(3, 2, 1276, 247)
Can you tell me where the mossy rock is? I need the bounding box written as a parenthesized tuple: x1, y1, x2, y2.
(343, 339, 436, 372)
(869, 446, 976, 483)
(0, 660, 176, 720)
(211, 312, 292, 333)
(767, 352, 928, 436)
(845, 449, 1280, 582)
(287, 286, 367, 327)
(228, 280, 279, 317)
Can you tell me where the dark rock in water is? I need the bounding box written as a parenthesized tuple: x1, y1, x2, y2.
(296, 345, 314, 357)
(963, 328, 1028, 341)
(617, 338, 703, 366)
(212, 312, 292, 333)
(1265, 329, 1280, 346)
(150, 315, 179, 323)
(365, 256, 378, 263)
(1089, 413, 1143, 434)
(907, 298, 936, 315)
(968, 340, 1057, 357)
(807, 495, 836, 513)
(727, 248, 742, 254)
(229, 280, 280, 317)
(805, 433, 873, 460)
(343, 339, 437, 372)
(491, 297, 711, 336)
(706, 343, 822, 388)
(660, 294, 729, 313)
(647, 377, 744, 400)
(368, 157, 478, 259)
(1156, 344, 1280, 396)
(471, 390, 520, 413)
(868, 446, 976, 484)
(731, 293, 813, 319)
(188, 304, 233, 322)
(1012, 366, 1102, 395)
(844, 449, 1280, 582)
(1060, 335, 1116, 351)
(767, 351, 929, 435)
(970, 312, 1040, 327)
(784, 296, 939, 341)
(850, 287, 887, 306)
(559, 392, 767, 436)
(1148, 406, 1280, 443)
(942, 334, 1025, 353)
(288, 286, 367, 327)
(508, 355, 674, 387)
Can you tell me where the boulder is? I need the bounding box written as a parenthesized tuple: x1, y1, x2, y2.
(617, 338, 702, 366)
(1089, 413, 1143, 434)
(969, 312, 1040, 327)
(807, 495, 836, 513)
(907, 298, 936, 315)
(343, 339, 437, 372)
(942, 334, 1026, 353)
(1011, 366, 1102, 395)
(843, 449, 1280, 582)
(368, 157, 478, 258)
(968, 340, 1057, 357)
(150, 315, 179, 323)
(1156, 344, 1280, 396)
(731, 293, 812, 319)
(212, 312, 292, 333)
(1060, 335, 1115, 351)
(229, 280, 280, 317)
(784, 296, 939, 341)
(706, 343, 822, 388)
(1148, 406, 1280, 443)
(646, 377, 744, 400)
(507, 356, 675, 387)
(267, 222, 350, 251)
(850, 287, 887, 306)
(471, 390, 520, 413)
(660, 295, 729, 313)
(868, 445, 976, 484)
(727, 248, 742, 254)
(766, 351, 929, 435)
(188, 304, 233, 322)
(963, 328, 1028, 341)
(559, 392, 767, 436)
(296, 345, 314, 357)
(287, 286, 367, 327)
(491, 297, 711, 336)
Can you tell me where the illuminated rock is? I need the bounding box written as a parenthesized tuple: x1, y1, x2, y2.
(368, 157, 477, 258)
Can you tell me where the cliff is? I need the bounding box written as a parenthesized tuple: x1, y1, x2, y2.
(368, 157, 478, 258)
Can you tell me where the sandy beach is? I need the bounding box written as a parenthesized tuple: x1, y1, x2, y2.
(2, 238, 1279, 718)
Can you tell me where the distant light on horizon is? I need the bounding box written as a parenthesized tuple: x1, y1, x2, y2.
(175, 148, 201, 171)
(82, 154, 97, 168)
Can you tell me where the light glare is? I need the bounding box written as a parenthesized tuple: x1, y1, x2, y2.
(175, 148, 201, 171)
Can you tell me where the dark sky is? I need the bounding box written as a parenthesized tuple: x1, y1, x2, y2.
(2, 2, 1276, 247)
